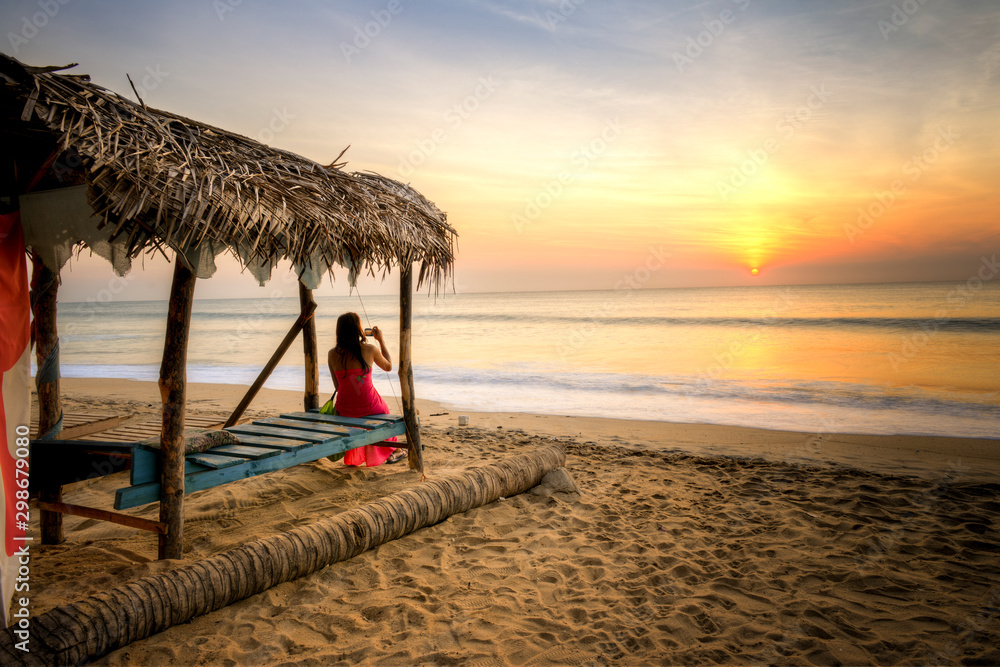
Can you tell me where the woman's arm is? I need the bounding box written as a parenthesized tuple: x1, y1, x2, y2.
(369, 326, 393, 372)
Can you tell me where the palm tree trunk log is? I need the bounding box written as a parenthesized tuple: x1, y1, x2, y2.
(0, 444, 566, 665)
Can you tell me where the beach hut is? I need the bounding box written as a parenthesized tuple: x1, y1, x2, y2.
(0, 54, 457, 560)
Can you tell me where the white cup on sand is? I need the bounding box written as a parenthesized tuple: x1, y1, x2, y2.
(458, 415, 469, 426)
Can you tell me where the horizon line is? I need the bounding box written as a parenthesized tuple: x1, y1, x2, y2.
(53, 277, 985, 305)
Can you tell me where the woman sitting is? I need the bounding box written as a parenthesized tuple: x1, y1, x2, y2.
(328, 312, 404, 466)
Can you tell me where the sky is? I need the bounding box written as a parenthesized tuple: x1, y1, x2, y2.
(3, 0, 999, 301)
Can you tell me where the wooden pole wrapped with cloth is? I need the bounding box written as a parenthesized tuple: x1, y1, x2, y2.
(30, 253, 64, 545)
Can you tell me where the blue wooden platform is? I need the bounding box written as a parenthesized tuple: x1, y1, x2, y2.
(114, 411, 406, 509)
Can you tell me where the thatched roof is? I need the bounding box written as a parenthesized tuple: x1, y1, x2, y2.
(0, 54, 456, 289)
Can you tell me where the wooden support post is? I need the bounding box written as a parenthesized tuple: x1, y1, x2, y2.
(158, 259, 197, 560)
(299, 281, 319, 411)
(224, 299, 317, 428)
(30, 252, 63, 545)
(37, 501, 169, 534)
(398, 263, 423, 472)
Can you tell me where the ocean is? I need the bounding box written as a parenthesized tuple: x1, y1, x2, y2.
(51, 281, 1000, 439)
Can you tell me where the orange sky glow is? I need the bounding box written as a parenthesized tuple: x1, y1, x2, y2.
(3, 0, 997, 301)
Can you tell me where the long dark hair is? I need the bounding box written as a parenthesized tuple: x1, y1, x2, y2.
(335, 312, 369, 373)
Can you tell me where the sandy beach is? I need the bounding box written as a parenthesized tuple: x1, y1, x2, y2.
(22, 378, 1000, 665)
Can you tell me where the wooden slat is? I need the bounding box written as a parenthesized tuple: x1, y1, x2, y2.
(357, 414, 401, 422)
(225, 423, 329, 443)
(185, 453, 249, 470)
(61, 414, 122, 439)
(185, 416, 229, 429)
(207, 444, 282, 460)
(80, 426, 159, 442)
(29, 412, 122, 439)
(78, 425, 160, 442)
(278, 413, 389, 429)
(317, 415, 392, 428)
(224, 435, 311, 451)
(254, 417, 359, 436)
(77, 415, 232, 442)
(281, 411, 400, 425)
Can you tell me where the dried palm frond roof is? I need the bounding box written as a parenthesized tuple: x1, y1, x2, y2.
(0, 54, 456, 289)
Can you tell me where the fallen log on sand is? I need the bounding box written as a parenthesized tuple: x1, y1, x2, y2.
(2, 444, 566, 665)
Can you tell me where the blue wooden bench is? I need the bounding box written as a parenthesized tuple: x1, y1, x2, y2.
(114, 411, 407, 509)
(31, 412, 407, 530)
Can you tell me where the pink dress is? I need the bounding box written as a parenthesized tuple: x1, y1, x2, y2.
(334, 367, 398, 467)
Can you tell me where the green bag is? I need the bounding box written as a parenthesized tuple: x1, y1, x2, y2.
(320, 389, 337, 415)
